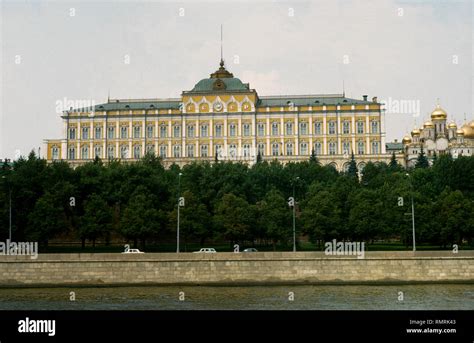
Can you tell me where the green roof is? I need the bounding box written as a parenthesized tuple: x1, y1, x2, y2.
(86, 100, 181, 112)
(188, 78, 250, 93)
(386, 142, 403, 150)
(257, 96, 372, 107)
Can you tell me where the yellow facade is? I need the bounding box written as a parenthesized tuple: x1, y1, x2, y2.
(44, 60, 390, 171)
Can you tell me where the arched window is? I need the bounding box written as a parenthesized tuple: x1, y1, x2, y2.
(372, 141, 379, 154)
(133, 126, 141, 138)
(243, 123, 251, 136)
(328, 142, 336, 155)
(160, 125, 167, 138)
(133, 145, 141, 159)
(286, 122, 293, 135)
(343, 121, 350, 134)
(357, 121, 364, 134)
(108, 126, 115, 139)
(147, 125, 154, 138)
(258, 143, 265, 156)
(272, 123, 279, 136)
(107, 145, 115, 159)
(328, 121, 336, 135)
(300, 142, 308, 155)
(82, 127, 89, 140)
(173, 145, 181, 158)
(68, 128, 76, 139)
(68, 147, 76, 160)
(187, 125, 195, 138)
(314, 122, 322, 135)
(81, 146, 89, 159)
(186, 144, 194, 157)
(95, 126, 102, 139)
(299, 122, 308, 135)
(243, 144, 250, 157)
(286, 143, 293, 156)
(121, 126, 128, 139)
(201, 124, 208, 137)
(159, 145, 167, 158)
(258, 124, 265, 136)
(272, 143, 279, 156)
(314, 142, 322, 155)
(173, 125, 181, 138)
(120, 145, 129, 159)
(229, 124, 236, 137)
(357, 141, 365, 155)
(52, 146, 59, 160)
(201, 144, 208, 157)
(371, 121, 379, 134)
(94, 145, 102, 158)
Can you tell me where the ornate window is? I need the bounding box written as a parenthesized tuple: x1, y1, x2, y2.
(81, 146, 89, 159)
(200, 144, 208, 157)
(95, 126, 102, 139)
(147, 125, 154, 138)
(187, 125, 195, 138)
(243, 144, 250, 157)
(82, 127, 89, 140)
(173, 125, 181, 138)
(186, 144, 194, 157)
(272, 143, 279, 156)
(286, 122, 293, 135)
(107, 145, 115, 159)
(328, 142, 336, 155)
(215, 124, 222, 137)
(328, 121, 336, 135)
(243, 123, 251, 136)
(201, 124, 208, 137)
(173, 145, 181, 158)
(108, 126, 115, 139)
(357, 121, 364, 134)
(258, 143, 265, 156)
(314, 122, 322, 135)
(94, 145, 102, 158)
(68, 128, 76, 140)
(300, 142, 308, 155)
(371, 121, 379, 134)
(159, 145, 167, 158)
(133, 126, 141, 138)
(52, 146, 59, 160)
(133, 145, 141, 159)
(314, 142, 322, 155)
(286, 143, 293, 156)
(272, 123, 279, 136)
(343, 121, 350, 134)
(160, 125, 167, 138)
(372, 141, 379, 154)
(343, 141, 350, 155)
(68, 147, 76, 160)
(258, 123, 265, 136)
(300, 122, 308, 135)
(121, 126, 128, 139)
(357, 141, 365, 155)
(229, 124, 236, 137)
(120, 145, 129, 159)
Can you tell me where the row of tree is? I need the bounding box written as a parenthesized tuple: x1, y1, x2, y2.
(0, 151, 473, 250)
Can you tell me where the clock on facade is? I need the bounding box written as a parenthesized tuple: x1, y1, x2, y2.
(213, 102, 223, 111)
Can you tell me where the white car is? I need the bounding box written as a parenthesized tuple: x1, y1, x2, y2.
(194, 248, 216, 253)
(122, 248, 144, 254)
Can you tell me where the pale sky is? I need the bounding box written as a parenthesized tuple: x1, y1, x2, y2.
(0, 0, 472, 160)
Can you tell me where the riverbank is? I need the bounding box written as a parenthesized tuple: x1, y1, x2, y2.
(0, 251, 473, 286)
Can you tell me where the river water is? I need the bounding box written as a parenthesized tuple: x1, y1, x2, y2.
(0, 284, 473, 310)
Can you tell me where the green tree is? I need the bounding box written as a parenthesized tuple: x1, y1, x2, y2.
(347, 152, 358, 178)
(309, 149, 319, 164)
(79, 193, 112, 248)
(257, 189, 292, 250)
(214, 193, 255, 246)
(415, 146, 429, 169)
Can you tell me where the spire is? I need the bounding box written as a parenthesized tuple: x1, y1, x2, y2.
(220, 24, 223, 66)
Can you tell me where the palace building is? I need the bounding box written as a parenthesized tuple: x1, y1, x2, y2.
(402, 103, 474, 167)
(44, 59, 394, 171)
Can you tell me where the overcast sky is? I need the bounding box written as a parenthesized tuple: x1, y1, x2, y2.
(1, 0, 472, 160)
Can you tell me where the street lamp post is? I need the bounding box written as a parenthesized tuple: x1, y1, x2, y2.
(292, 177, 299, 252)
(177, 172, 182, 253)
(406, 173, 416, 252)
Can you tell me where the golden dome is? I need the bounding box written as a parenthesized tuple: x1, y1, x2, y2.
(411, 128, 420, 136)
(456, 128, 464, 135)
(461, 121, 474, 138)
(423, 120, 434, 128)
(431, 103, 447, 120)
(448, 122, 457, 129)
(402, 135, 412, 144)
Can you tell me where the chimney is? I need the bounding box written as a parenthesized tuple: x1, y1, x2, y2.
(372, 96, 378, 103)
(363, 95, 368, 101)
